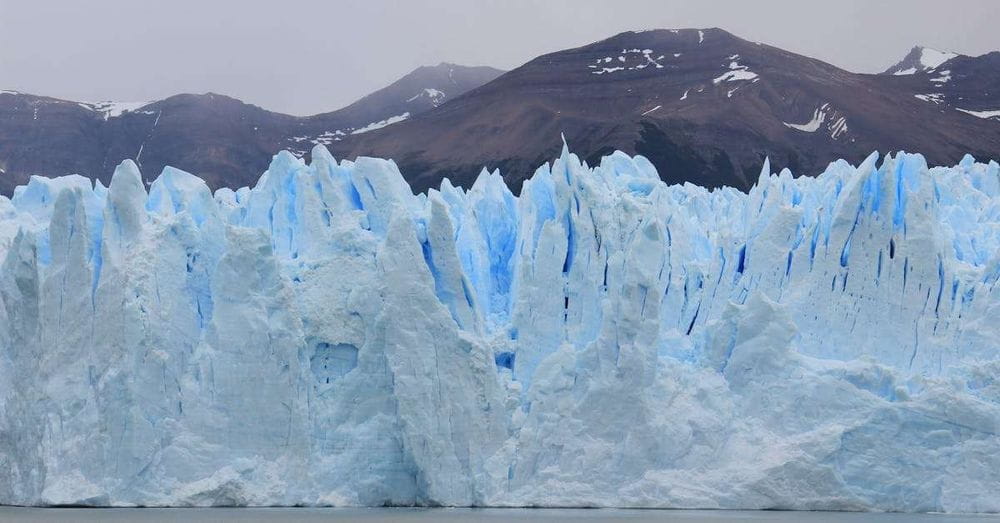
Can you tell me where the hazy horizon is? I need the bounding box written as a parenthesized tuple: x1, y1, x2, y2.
(1, 0, 998, 116)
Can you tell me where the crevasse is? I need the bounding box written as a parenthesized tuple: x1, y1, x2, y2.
(1, 144, 1000, 511)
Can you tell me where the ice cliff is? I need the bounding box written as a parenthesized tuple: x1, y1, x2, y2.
(2, 145, 1000, 512)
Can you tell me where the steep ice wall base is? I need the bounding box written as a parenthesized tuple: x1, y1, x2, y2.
(1, 145, 1000, 511)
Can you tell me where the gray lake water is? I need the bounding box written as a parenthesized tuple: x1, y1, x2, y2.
(1, 508, 999, 522)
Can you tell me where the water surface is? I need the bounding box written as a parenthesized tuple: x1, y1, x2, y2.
(2, 508, 999, 522)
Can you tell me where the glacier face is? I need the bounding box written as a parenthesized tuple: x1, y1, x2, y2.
(1, 145, 1000, 511)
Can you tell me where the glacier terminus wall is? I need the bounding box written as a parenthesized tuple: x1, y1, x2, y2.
(1, 144, 1000, 511)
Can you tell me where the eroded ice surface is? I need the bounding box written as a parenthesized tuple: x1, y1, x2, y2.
(1, 145, 1000, 512)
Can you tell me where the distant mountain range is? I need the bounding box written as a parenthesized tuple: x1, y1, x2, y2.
(0, 63, 503, 194)
(334, 30, 1000, 193)
(881, 45, 1000, 117)
(1, 29, 998, 195)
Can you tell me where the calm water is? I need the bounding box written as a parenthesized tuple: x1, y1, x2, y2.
(1, 508, 999, 522)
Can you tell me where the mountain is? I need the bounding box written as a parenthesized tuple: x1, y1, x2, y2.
(0, 63, 503, 194)
(279, 62, 505, 157)
(0, 91, 299, 194)
(882, 45, 958, 75)
(878, 47, 1000, 119)
(323, 62, 504, 127)
(327, 28, 1000, 193)
(2, 29, 998, 196)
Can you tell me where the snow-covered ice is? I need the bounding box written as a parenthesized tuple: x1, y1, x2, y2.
(2, 145, 1000, 512)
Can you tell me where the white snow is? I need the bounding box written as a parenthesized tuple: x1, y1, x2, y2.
(3, 147, 1000, 512)
(407, 88, 446, 106)
(591, 66, 624, 75)
(589, 49, 664, 75)
(828, 116, 848, 139)
(79, 101, 151, 119)
(350, 112, 410, 135)
(929, 70, 951, 84)
(783, 105, 828, 132)
(311, 129, 347, 145)
(718, 69, 759, 82)
(914, 93, 945, 104)
(893, 48, 958, 75)
(956, 108, 1000, 119)
(713, 60, 759, 84)
(918, 47, 957, 69)
(783, 104, 849, 140)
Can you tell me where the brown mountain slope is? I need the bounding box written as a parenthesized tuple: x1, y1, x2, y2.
(329, 28, 1000, 193)
(0, 63, 503, 194)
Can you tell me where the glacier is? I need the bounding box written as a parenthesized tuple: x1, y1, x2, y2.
(1, 144, 1000, 512)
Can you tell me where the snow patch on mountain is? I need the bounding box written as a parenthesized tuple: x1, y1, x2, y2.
(589, 49, 665, 75)
(828, 116, 848, 139)
(78, 101, 151, 119)
(917, 47, 958, 70)
(784, 104, 828, 132)
(350, 113, 410, 135)
(407, 88, 446, 106)
(783, 104, 849, 140)
(890, 47, 958, 75)
(712, 57, 759, 85)
(957, 108, 1000, 120)
(915, 93, 945, 104)
(930, 70, 952, 84)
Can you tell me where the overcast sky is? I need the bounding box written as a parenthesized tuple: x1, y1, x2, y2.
(1, 0, 998, 115)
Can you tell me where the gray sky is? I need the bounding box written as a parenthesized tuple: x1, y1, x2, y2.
(1, 0, 998, 116)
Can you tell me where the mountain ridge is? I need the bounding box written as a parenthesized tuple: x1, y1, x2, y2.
(325, 27, 1000, 193)
(1, 28, 998, 196)
(0, 63, 504, 194)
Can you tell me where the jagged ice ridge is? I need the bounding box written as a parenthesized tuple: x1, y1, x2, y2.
(1, 145, 1000, 511)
